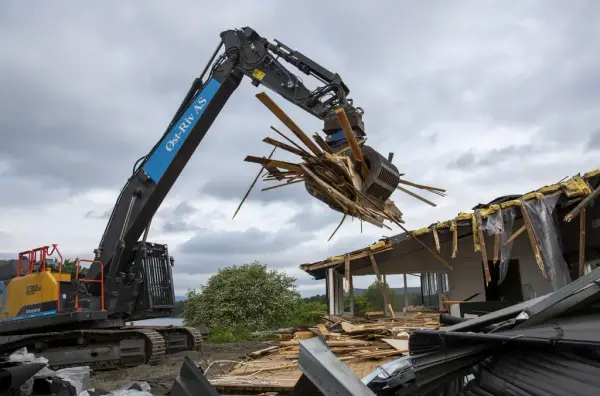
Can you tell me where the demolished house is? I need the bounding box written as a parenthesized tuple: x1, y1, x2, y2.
(177, 264, 600, 395)
(301, 168, 600, 318)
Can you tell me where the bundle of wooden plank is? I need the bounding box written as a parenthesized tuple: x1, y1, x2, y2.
(207, 313, 440, 393)
(233, 92, 446, 238)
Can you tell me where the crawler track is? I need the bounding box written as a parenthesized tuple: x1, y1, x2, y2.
(0, 326, 203, 370)
(128, 326, 204, 354)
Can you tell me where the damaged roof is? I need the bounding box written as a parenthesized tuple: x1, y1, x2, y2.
(300, 167, 600, 279)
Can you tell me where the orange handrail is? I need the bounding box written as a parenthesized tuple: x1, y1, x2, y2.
(74, 259, 105, 311)
(16, 244, 63, 312)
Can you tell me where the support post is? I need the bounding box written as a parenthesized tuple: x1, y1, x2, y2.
(520, 204, 546, 278)
(437, 272, 444, 311)
(336, 272, 344, 314)
(349, 274, 354, 315)
(383, 274, 388, 316)
(403, 273, 408, 311)
(369, 253, 395, 318)
(344, 254, 350, 292)
(327, 268, 335, 315)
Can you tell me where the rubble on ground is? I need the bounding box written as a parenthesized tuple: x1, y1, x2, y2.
(178, 268, 600, 395)
(1, 348, 153, 396)
(205, 311, 440, 393)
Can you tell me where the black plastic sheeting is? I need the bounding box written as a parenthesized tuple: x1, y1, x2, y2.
(457, 349, 600, 396)
(397, 267, 600, 396)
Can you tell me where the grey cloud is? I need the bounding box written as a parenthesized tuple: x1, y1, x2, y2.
(587, 128, 600, 151)
(3, 1, 600, 211)
(180, 226, 307, 256)
(0, 177, 72, 208)
(287, 206, 343, 232)
(449, 145, 536, 170)
(4, 1, 600, 294)
(200, 170, 310, 205)
(162, 221, 201, 233)
(172, 227, 378, 274)
(85, 210, 111, 220)
(156, 201, 228, 233)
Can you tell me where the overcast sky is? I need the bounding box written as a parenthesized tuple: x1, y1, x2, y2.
(1, 1, 599, 297)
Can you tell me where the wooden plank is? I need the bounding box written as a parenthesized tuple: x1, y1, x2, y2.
(503, 225, 526, 246)
(328, 214, 346, 242)
(475, 211, 491, 285)
(248, 346, 281, 359)
(564, 183, 600, 222)
(270, 126, 313, 157)
(232, 147, 277, 219)
(262, 137, 307, 157)
(244, 156, 303, 173)
(312, 132, 333, 154)
(256, 92, 322, 155)
(397, 185, 437, 207)
(520, 204, 546, 278)
(580, 207, 586, 277)
(369, 253, 395, 318)
(317, 324, 330, 337)
(452, 222, 458, 258)
(381, 338, 409, 352)
(261, 179, 304, 191)
(303, 246, 393, 270)
(293, 331, 315, 340)
(335, 107, 368, 179)
(398, 179, 447, 193)
(493, 233, 500, 264)
(433, 228, 441, 252)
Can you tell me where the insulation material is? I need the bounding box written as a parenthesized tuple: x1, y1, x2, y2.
(498, 208, 516, 285)
(521, 194, 571, 291)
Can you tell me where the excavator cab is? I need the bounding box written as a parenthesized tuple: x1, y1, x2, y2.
(0, 245, 106, 323)
(1, 243, 177, 323)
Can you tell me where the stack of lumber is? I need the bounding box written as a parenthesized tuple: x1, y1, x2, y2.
(234, 92, 446, 236)
(263, 312, 441, 362)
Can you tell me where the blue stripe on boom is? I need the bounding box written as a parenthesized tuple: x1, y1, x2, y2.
(143, 78, 222, 183)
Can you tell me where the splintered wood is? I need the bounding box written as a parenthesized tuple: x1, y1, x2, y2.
(208, 313, 440, 393)
(234, 92, 446, 236)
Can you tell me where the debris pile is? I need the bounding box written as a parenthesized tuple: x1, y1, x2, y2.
(277, 313, 440, 358)
(1, 347, 152, 396)
(234, 92, 446, 238)
(206, 313, 440, 393)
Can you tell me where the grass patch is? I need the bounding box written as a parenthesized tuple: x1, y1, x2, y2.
(204, 327, 279, 344)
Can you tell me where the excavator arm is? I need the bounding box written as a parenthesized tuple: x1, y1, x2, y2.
(87, 27, 371, 315)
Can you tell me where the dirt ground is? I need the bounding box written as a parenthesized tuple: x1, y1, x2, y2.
(88, 341, 273, 394)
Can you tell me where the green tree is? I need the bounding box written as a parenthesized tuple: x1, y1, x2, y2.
(364, 281, 399, 311)
(49, 258, 89, 276)
(303, 294, 327, 304)
(289, 300, 327, 326)
(173, 300, 185, 317)
(61, 258, 79, 273)
(184, 262, 300, 331)
(344, 295, 375, 315)
(363, 281, 423, 311)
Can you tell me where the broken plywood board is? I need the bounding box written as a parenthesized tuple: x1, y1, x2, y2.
(381, 338, 409, 352)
